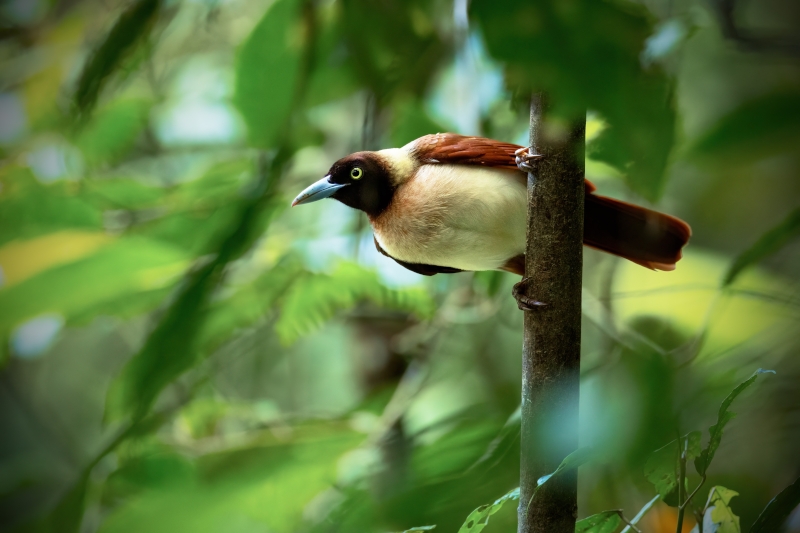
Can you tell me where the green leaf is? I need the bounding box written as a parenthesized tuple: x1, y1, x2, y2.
(749, 475, 800, 533)
(513, 446, 596, 514)
(45, 471, 91, 533)
(644, 431, 701, 501)
(338, 0, 448, 99)
(575, 511, 622, 533)
(106, 163, 288, 421)
(303, 2, 359, 108)
(399, 527, 436, 532)
(275, 261, 434, 344)
(73, 0, 161, 116)
(689, 90, 800, 166)
(0, 169, 102, 246)
(233, 0, 304, 148)
(695, 486, 740, 533)
(0, 236, 189, 330)
(457, 487, 519, 533)
(722, 207, 800, 287)
(537, 446, 596, 486)
(694, 369, 775, 476)
(472, 0, 675, 201)
(75, 99, 151, 165)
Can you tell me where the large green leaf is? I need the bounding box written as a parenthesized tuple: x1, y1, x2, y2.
(750, 475, 800, 533)
(722, 207, 800, 287)
(73, 0, 161, 116)
(0, 169, 103, 246)
(472, 0, 676, 201)
(694, 369, 775, 476)
(233, 0, 304, 148)
(276, 261, 434, 344)
(689, 90, 800, 165)
(0, 236, 189, 330)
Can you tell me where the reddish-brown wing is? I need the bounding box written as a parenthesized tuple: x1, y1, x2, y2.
(410, 133, 524, 170)
(410, 133, 598, 193)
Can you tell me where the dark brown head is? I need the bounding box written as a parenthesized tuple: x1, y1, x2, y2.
(292, 152, 396, 217)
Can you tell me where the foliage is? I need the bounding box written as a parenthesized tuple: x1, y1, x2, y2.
(723, 207, 800, 287)
(692, 486, 740, 533)
(233, 0, 306, 148)
(644, 431, 701, 501)
(472, 0, 676, 201)
(72, 0, 162, 117)
(457, 487, 519, 533)
(1, 0, 799, 532)
(693, 369, 775, 476)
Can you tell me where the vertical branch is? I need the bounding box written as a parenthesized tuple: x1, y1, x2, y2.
(518, 94, 586, 533)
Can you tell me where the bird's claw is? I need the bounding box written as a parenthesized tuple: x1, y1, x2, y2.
(514, 146, 543, 173)
(512, 277, 547, 311)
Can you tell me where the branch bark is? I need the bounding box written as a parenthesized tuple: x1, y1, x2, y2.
(518, 94, 585, 533)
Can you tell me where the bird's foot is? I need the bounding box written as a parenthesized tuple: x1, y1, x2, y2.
(514, 146, 544, 173)
(512, 277, 547, 311)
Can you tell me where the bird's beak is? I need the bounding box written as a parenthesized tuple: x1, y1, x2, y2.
(291, 175, 349, 207)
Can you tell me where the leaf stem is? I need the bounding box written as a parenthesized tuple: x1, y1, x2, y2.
(621, 494, 660, 533)
(676, 437, 688, 533)
(681, 476, 707, 511)
(616, 511, 643, 533)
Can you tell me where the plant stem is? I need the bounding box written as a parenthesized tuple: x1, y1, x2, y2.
(676, 437, 688, 533)
(517, 94, 585, 533)
(621, 494, 661, 533)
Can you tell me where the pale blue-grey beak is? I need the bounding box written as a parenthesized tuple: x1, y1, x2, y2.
(291, 175, 349, 206)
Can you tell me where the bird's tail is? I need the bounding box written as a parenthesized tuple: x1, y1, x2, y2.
(583, 192, 691, 271)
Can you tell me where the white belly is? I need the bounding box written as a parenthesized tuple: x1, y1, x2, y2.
(371, 165, 527, 271)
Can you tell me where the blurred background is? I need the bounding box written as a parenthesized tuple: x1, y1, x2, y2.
(0, 0, 799, 531)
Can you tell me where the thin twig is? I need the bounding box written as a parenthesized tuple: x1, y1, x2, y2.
(615, 510, 643, 533)
(675, 437, 688, 533)
(621, 494, 660, 533)
(681, 476, 707, 511)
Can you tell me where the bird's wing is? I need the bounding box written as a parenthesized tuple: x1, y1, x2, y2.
(410, 133, 524, 171)
(374, 237, 463, 276)
(410, 133, 598, 193)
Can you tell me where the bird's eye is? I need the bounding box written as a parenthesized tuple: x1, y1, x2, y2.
(350, 167, 363, 180)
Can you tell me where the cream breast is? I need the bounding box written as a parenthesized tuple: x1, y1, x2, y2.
(370, 164, 527, 271)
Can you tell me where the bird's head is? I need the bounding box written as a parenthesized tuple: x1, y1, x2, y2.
(291, 151, 395, 217)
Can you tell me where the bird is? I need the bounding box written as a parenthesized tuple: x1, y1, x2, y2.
(291, 133, 691, 278)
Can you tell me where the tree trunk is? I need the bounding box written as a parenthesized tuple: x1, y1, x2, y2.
(518, 94, 585, 533)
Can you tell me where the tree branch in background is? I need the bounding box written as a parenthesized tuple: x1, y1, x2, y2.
(518, 95, 585, 533)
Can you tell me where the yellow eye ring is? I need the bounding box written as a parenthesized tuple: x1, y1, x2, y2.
(350, 167, 363, 180)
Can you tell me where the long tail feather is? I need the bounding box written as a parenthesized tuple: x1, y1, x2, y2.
(583, 193, 691, 271)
